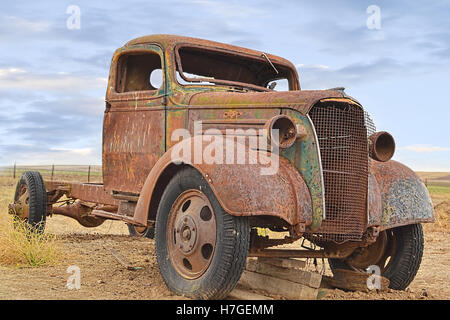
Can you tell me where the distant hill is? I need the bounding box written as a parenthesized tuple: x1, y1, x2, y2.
(416, 172, 450, 187)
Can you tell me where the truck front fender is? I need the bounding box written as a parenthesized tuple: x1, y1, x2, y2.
(134, 135, 313, 230)
(368, 160, 434, 229)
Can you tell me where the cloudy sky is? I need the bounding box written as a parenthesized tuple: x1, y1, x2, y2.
(0, 0, 449, 171)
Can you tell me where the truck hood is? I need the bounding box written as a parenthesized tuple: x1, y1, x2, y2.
(187, 89, 360, 114)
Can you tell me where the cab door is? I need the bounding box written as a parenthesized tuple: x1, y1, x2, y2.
(103, 44, 166, 194)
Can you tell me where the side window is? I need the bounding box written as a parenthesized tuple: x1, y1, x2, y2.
(116, 52, 162, 93)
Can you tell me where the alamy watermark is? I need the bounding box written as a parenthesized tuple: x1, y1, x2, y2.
(170, 121, 282, 176)
(366, 5, 381, 30)
(366, 264, 382, 290)
(66, 265, 81, 290)
(66, 5, 81, 30)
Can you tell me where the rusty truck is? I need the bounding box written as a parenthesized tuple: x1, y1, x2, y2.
(9, 35, 434, 299)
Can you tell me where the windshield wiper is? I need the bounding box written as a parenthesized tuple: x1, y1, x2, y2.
(261, 53, 279, 75)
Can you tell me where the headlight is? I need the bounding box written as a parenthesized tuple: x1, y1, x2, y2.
(264, 115, 298, 149)
(369, 131, 396, 162)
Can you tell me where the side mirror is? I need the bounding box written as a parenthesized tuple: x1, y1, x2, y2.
(268, 81, 277, 90)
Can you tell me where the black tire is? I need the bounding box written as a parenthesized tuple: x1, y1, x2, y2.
(13, 171, 47, 233)
(329, 224, 424, 290)
(127, 223, 155, 239)
(155, 166, 250, 300)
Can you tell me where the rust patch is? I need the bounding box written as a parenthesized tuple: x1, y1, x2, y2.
(370, 160, 434, 229)
(134, 135, 312, 231)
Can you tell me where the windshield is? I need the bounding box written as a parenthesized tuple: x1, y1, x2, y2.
(175, 46, 294, 91)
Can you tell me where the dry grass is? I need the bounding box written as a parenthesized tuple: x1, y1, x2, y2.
(0, 218, 62, 267)
(427, 186, 450, 231)
(432, 201, 449, 229)
(0, 176, 62, 267)
(0, 170, 448, 267)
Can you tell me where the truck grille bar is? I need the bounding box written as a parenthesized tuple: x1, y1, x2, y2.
(307, 103, 368, 243)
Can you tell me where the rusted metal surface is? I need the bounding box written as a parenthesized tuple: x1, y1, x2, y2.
(118, 200, 136, 217)
(44, 181, 119, 206)
(368, 131, 395, 162)
(167, 189, 217, 279)
(106, 35, 356, 233)
(248, 248, 350, 259)
(10, 184, 29, 219)
(104, 44, 166, 194)
(369, 160, 434, 229)
(134, 135, 313, 232)
(305, 102, 369, 243)
(368, 171, 383, 226)
(187, 106, 279, 134)
(281, 109, 325, 231)
(90, 209, 142, 225)
(52, 201, 106, 228)
(186, 90, 345, 115)
(126, 34, 299, 89)
(344, 230, 394, 271)
(263, 115, 297, 149)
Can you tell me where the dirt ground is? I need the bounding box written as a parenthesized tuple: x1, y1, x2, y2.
(0, 174, 449, 300)
(0, 216, 448, 300)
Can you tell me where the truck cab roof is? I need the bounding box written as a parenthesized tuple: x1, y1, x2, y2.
(122, 34, 300, 91)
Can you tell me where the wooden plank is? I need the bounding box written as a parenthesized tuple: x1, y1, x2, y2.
(239, 270, 318, 300)
(327, 269, 390, 292)
(257, 257, 306, 270)
(246, 259, 322, 288)
(319, 275, 336, 289)
(228, 288, 274, 300)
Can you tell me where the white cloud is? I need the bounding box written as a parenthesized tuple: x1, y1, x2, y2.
(50, 147, 94, 156)
(5, 16, 51, 33)
(400, 145, 450, 153)
(295, 63, 329, 70)
(0, 68, 107, 91)
(188, 0, 263, 19)
(3, 147, 101, 166)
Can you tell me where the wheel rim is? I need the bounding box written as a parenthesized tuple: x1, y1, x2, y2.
(345, 230, 397, 273)
(166, 189, 217, 280)
(133, 225, 148, 236)
(14, 183, 30, 220)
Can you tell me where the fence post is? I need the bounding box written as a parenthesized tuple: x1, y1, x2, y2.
(51, 164, 55, 181)
(13, 162, 16, 179)
(88, 165, 91, 183)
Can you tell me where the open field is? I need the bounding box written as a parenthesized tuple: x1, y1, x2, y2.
(416, 171, 450, 188)
(0, 169, 449, 300)
(0, 165, 103, 184)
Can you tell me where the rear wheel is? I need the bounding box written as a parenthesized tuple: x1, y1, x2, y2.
(328, 224, 424, 290)
(11, 171, 47, 233)
(155, 167, 250, 299)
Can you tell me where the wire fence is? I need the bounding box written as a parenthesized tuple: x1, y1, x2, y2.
(0, 164, 103, 183)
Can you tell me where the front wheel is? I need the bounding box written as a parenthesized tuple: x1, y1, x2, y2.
(328, 223, 424, 290)
(155, 167, 250, 300)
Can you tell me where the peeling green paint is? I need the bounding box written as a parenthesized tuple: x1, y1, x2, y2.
(282, 109, 324, 231)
